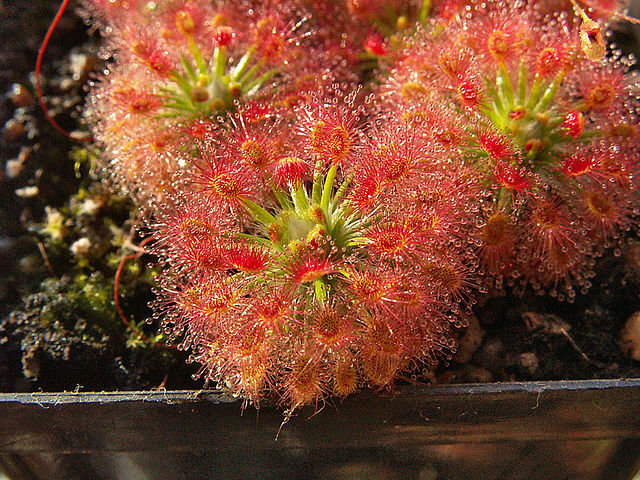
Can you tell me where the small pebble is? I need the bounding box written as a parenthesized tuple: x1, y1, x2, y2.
(8, 83, 35, 108)
(14, 185, 39, 198)
(70, 237, 92, 258)
(69, 52, 98, 82)
(619, 312, 640, 361)
(59, 78, 75, 91)
(69, 131, 90, 142)
(518, 352, 539, 374)
(3, 118, 26, 141)
(79, 197, 102, 216)
(4, 146, 31, 179)
(5, 159, 24, 179)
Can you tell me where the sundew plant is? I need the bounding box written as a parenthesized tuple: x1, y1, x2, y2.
(77, 0, 640, 410)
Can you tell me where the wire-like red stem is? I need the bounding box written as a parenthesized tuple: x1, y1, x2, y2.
(36, 0, 92, 141)
(114, 236, 176, 349)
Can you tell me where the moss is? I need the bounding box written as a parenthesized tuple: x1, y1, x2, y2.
(1, 143, 193, 392)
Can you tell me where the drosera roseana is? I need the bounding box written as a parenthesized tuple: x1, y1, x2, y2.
(35, 0, 640, 410)
(382, 0, 640, 300)
(148, 89, 481, 409)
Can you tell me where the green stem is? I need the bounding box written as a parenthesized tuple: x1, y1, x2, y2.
(419, 0, 431, 26)
(499, 62, 514, 108)
(484, 108, 504, 129)
(291, 183, 309, 215)
(272, 187, 293, 210)
(526, 74, 543, 110)
(335, 200, 354, 219)
(333, 173, 354, 204)
(214, 45, 226, 78)
(321, 164, 339, 212)
(290, 186, 301, 213)
(535, 72, 565, 112)
(180, 57, 197, 82)
(525, 146, 540, 162)
(239, 59, 265, 85)
(168, 75, 192, 96)
(240, 198, 277, 225)
(187, 37, 207, 75)
(485, 79, 505, 116)
(312, 158, 324, 204)
(245, 69, 275, 95)
(517, 62, 527, 105)
(232, 47, 255, 81)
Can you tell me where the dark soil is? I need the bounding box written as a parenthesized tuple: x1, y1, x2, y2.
(445, 250, 640, 384)
(0, 0, 197, 393)
(0, 0, 638, 395)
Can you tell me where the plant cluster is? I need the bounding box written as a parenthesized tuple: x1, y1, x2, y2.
(81, 0, 640, 409)
(384, 1, 640, 299)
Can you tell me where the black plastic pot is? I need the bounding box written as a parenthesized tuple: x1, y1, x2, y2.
(1, 379, 639, 480)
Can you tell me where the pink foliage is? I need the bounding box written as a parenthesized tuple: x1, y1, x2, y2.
(80, 0, 639, 408)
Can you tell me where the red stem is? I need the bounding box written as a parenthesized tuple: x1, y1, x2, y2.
(36, 0, 92, 140)
(114, 237, 176, 349)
